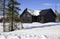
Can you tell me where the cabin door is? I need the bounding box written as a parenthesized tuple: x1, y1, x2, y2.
(32, 16, 37, 22)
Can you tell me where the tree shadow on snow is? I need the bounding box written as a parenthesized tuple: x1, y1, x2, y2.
(24, 23, 60, 29)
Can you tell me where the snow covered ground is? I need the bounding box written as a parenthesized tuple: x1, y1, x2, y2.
(0, 22, 60, 39)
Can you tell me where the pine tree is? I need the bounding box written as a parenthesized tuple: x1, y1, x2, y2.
(7, 0, 20, 31)
(0, 0, 3, 11)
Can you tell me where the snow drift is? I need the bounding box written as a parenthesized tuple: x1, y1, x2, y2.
(0, 22, 60, 39)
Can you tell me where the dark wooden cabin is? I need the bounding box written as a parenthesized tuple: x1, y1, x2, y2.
(20, 8, 40, 23)
(39, 9, 56, 23)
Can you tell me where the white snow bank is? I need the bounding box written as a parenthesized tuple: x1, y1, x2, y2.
(0, 35, 5, 39)
(0, 23, 9, 32)
(19, 22, 60, 29)
(0, 22, 60, 39)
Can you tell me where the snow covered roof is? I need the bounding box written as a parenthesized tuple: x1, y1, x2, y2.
(27, 9, 40, 16)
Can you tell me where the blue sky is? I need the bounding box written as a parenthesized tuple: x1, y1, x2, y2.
(17, 0, 60, 13)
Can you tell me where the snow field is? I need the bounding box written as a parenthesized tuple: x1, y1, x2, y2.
(0, 22, 60, 39)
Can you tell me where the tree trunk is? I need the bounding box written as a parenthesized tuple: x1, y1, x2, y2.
(3, 0, 5, 32)
(10, 1, 14, 31)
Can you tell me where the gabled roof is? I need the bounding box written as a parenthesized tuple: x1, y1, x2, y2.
(21, 8, 40, 16)
(40, 8, 56, 17)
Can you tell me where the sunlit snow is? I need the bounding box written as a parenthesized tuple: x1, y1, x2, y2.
(0, 22, 60, 39)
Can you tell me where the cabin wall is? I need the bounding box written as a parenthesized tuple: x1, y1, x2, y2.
(20, 13, 32, 23)
(43, 12, 56, 23)
(32, 16, 37, 22)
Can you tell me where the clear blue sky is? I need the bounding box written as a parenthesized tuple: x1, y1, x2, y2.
(17, 0, 60, 13)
